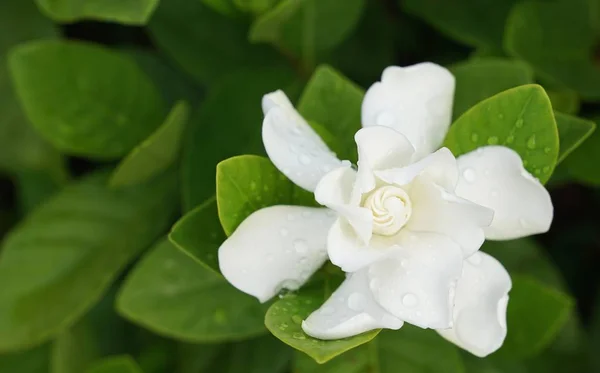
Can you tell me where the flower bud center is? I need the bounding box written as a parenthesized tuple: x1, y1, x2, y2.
(363, 185, 412, 236)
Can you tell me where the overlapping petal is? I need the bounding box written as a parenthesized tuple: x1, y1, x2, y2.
(455, 146, 553, 240)
(302, 270, 403, 339)
(437, 252, 511, 357)
(362, 63, 455, 159)
(218, 205, 336, 302)
(262, 90, 343, 192)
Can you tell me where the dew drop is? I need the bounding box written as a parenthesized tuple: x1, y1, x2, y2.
(402, 293, 418, 308)
(250, 181, 257, 190)
(400, 259, 409, 268)
(498, 113, 505, 120)
(280, 228, 289, 237)
(369, 278, 380, 290)
(291, 126, 302, 136)
(299, 257, 308, 265)
(506, 135, 515, 144)
(289, 144, 299, 154)
(519, 217, 528, 228)
(542, 166, 550, 173)
(468, 252, 482, 265)
(301, 210, 312, 218)
(462, 168, 477, 183)
(544, 147, 552, 154)
(527, 135, 536, 149)
(279, 322, 288, 330)
(516, 118, 524, 128)
(320, 306, 335, 316)
(299, 154, 312, 165)
(287, 214, 296, 221)
(487, 136, 499, 145)
(292, 332, 306, 340)
(470, 133, 479, 142)
(376, 111, 395, 126)
(292, 315, 303, 325)
(293, 239, 309, 254)
(347, 293, 367, 312)
(321, 164, 332, 173)
(263, 184, 269, 192)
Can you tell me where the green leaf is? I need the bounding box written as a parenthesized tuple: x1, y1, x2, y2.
(555, 112, 596, 164)
(117, 239, 269, 343)
(169, 198, 224, 275)
(216, 155, 314, 236)
(297, 66, 364, 161)
(233, 0, 279, 14)
(85, 356, 142, 373)
(403, 0, 519, 50)
(293, 326, 464, 372)
(249, 0, 365, 60)
(265, 294, 379, 364)
(201, 0, 240, 17)
(0, 170, 178, 352)
(564, 116, 600, 185)
(220, 335, 292, 373)
(110, 101, 189, 188)
(9, 40, 165, 160)
(546, 88, 580, 115)
(0, 345, 50, 373)
(15, 165, 69, 215)
(182, 68, 299, 210)
(444, 84, 559, 184)
(149, 0, 285, 86)
(505, 0, 600, 100)
(34, 0, 159, 24)
(449, 58, 534, 120)
(498, 275, 573, 358)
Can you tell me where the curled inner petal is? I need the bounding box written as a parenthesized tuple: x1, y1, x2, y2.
(363, 186, 412, 235)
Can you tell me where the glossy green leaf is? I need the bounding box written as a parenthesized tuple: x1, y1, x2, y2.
(85, 356, 142, 373)
(0, 345, 50, 373)
(449, 58, 534, 119)
(216, 155, 314, 236)
(294, 326, 464, 372)
(505, 0, 600, 100)
(149, 0, 284, 86)
(0, 170, 178, 352)
(9, 40, 164, 159)
(404, 0, 519, 50)
(445, 84, 559, 184)
(555, 112, 596, 164)
(182, 68, 299, 210)
(220, 335, 292, 373)
(298, 66, 364, 161)
(35, 0, 159, 24)
(265, 294, 379, 364)
(117, 239, 269, 343)
(169, 198, 224, 275)
(565, 116, 600, 186)
(249, 0, 365, 60)
(110, 101, 189, 188)
(201, 0, 240, 17)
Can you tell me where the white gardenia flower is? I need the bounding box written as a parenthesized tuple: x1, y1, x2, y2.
(218, 62, 554, 358)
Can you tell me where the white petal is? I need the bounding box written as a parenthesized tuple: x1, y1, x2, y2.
(375, 147, 459, 190)
(362, 63, 455, 159)
(367, 232, 463, 329)
(302, 270, 403, 339)
(262, 90, 343, 192)
(455, 146, 553, 240)
(407, 178, 494, 257)
(355, 126, 415, 192)
(436, 252, 511, 357)
(218, 205, 336, 302)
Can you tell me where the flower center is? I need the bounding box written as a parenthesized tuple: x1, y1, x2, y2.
(363, 185, 412, 236)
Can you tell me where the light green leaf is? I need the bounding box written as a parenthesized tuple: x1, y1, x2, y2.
(234, 0, 279, 14)
(117, 239, 269, 343)
(201, 0, 240, 17)
(216, 155, 314, 236)
(110, 101, 189, 188)
(564, 116, 600, 186)
(403, 0, 519, 50)
(35, 0, 159, 24)
(505, 0, 600, 100)
(265, 294, 379, 364)
(444, 84, 559, 184)
(555, 112, 596, 164)
(293, 326, 464, 372)
(169, 198, 224, 275)
(85, 356, 142, 373)
(0, 170, 178, 352)
(298, 66, 364, 161)
(149, 0, 285, 86)
(0, 345, 50, 373)
(249, 0, 365, 61)
(499, 275, 573, 358)
(182, 68, 299, 210)
(9, 40, 165, 160)
(449, 58, 534, 120)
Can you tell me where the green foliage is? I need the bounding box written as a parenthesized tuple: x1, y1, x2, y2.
(34, 0, 159, 25)
(85, 356, 142, 373)
(564, 116, 600, 185)
(555, 113, 596, 164)
(445, 84, 559, 184)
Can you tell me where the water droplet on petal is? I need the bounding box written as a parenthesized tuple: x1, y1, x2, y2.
(302, 210, 312, 218)
(347, 292, 366, 312)
(468, 252, 482, 265)
(402, 293, 419, 308)
(462, 168, 477, 183)
(287, 214, 295, 221)
(376, 111, 395, 126)
(400, 259, 409, 268)
(280, 228, 289, 237)
(293, 239, 309, 254)
(299, 154, 312, 165)
(519, 218, 528, 228)
(320, 306, 335, 316)
(369, 278, 380, 290)
(291, 126, 302, 136)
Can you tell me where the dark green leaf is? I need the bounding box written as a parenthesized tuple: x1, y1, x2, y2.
(35, 0, 159, 24)
(546, 88, 580, 115)
(110, 101, 189, 188)
(117, 239, 269, 343)
(564, 116, 600, 186)
(233, 0, 279, 14)
(0, 170, 178, 352)
(85, 356, 142, 373)
(9, 40, 165, 159)
(445, 84, 559, 184)
(0, 345, 50, 373)
(555, 112, 596, 164)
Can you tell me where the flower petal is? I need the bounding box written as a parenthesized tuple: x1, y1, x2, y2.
(367, 232, 463, 329)
(375, 147, 459, 190)
(362, 63, 455, 159)
(302, 270, 403, 339)
(455, 146, 553, 240)
(218, 205, 336, 302)
(262, 90, 343, 192)
(436, 252, 511, 357)
(407, 178, 493, 257)
(355, 126, 415, 193)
